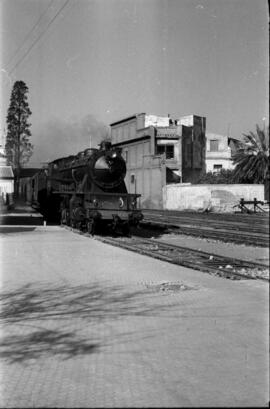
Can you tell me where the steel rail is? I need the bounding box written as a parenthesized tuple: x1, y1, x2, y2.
(93, 235, 269, 281)
(142, 212, 269, 233)
(140, 219, 269, 248)
(142, 213, 269, 233)
(63, 225, 268, 281)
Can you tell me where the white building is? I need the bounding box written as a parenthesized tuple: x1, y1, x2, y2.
(0, 137, 14, 203)
(0, 165, 14, 199)
(205, 133, 241, 173)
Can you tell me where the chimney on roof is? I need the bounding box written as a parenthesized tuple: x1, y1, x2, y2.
(168, 114, 173, 126)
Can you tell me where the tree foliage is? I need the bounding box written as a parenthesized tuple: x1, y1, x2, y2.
(5, 81, 33, 168)
(197, 168, 235, 184)
(231, 125, 269, 184)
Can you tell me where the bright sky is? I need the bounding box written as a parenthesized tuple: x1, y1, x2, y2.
(0, 0, 269, 166)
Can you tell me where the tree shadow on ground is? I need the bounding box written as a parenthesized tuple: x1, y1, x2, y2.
(0, 282, 172, 363)
(0, 329, 98, 363)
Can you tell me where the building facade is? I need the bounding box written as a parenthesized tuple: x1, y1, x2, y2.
(110, 113, 206, 209)
(205, 133, 241, 173)
(0, 143, 14, 204)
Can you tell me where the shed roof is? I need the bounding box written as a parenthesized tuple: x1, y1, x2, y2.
(12, 168, 41, 178)
(19, 168, 41, 178)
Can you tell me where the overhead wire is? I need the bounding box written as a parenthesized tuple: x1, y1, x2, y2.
(8, 0, 71, 75)
(6, 0, 55, 68)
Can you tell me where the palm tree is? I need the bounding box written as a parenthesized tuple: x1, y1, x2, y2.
(232, 124, 269, 184)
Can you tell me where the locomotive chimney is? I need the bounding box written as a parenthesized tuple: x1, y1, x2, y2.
(99, 140, 112, 151)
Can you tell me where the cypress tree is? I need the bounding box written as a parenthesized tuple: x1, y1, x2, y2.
(5, 80, 33, 196)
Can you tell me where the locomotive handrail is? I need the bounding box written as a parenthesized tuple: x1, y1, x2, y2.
(47, 177, 74, 183)
(59, 162, 87, 171)
(52, 191, 141, 197)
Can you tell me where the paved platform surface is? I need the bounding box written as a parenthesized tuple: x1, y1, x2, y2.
(0, 226, 269, 407)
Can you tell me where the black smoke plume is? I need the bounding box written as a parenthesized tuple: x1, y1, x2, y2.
(30, 114, 110, 166)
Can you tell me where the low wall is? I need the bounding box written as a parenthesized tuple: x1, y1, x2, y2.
(163, 184, 265, 212)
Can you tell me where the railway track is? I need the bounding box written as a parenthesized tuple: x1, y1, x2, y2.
(142, 211, 269, 231)
(63, 226, 269, 282)
(141, 216, 269, 248)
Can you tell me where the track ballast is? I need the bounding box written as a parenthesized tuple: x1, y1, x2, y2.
(63, 226, 269, 282)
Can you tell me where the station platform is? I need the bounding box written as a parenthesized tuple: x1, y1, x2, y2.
(0, 225, 268, 407)
(0, 200, 44, 225)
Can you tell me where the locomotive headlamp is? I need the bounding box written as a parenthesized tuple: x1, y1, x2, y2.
(112, 152, 117, 158)
(93, 199, 98, 207)
(119, 197, 124, 208)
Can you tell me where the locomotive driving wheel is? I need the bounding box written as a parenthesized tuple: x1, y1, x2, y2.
(122, 221, 130, 237)
(87, 219, 96, 235)
(60, 208, 70, 226)
(111, 215, 120, 236)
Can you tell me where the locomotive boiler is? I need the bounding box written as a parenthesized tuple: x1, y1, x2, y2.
(33, 141, 143, 234)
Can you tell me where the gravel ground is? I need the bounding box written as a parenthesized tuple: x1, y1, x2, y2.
(154, 232, 269, 264)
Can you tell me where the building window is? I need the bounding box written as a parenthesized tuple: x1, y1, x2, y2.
(213, 164, 222, 173)
(166, 145, 174, 159)
(210, 140, 219, 152)
(156, 144, 174, 159)
(157, 145, 165, 156)
(130, 174, 135, 184)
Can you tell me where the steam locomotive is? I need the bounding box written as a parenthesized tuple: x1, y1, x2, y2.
(32, 141, 143, 234)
